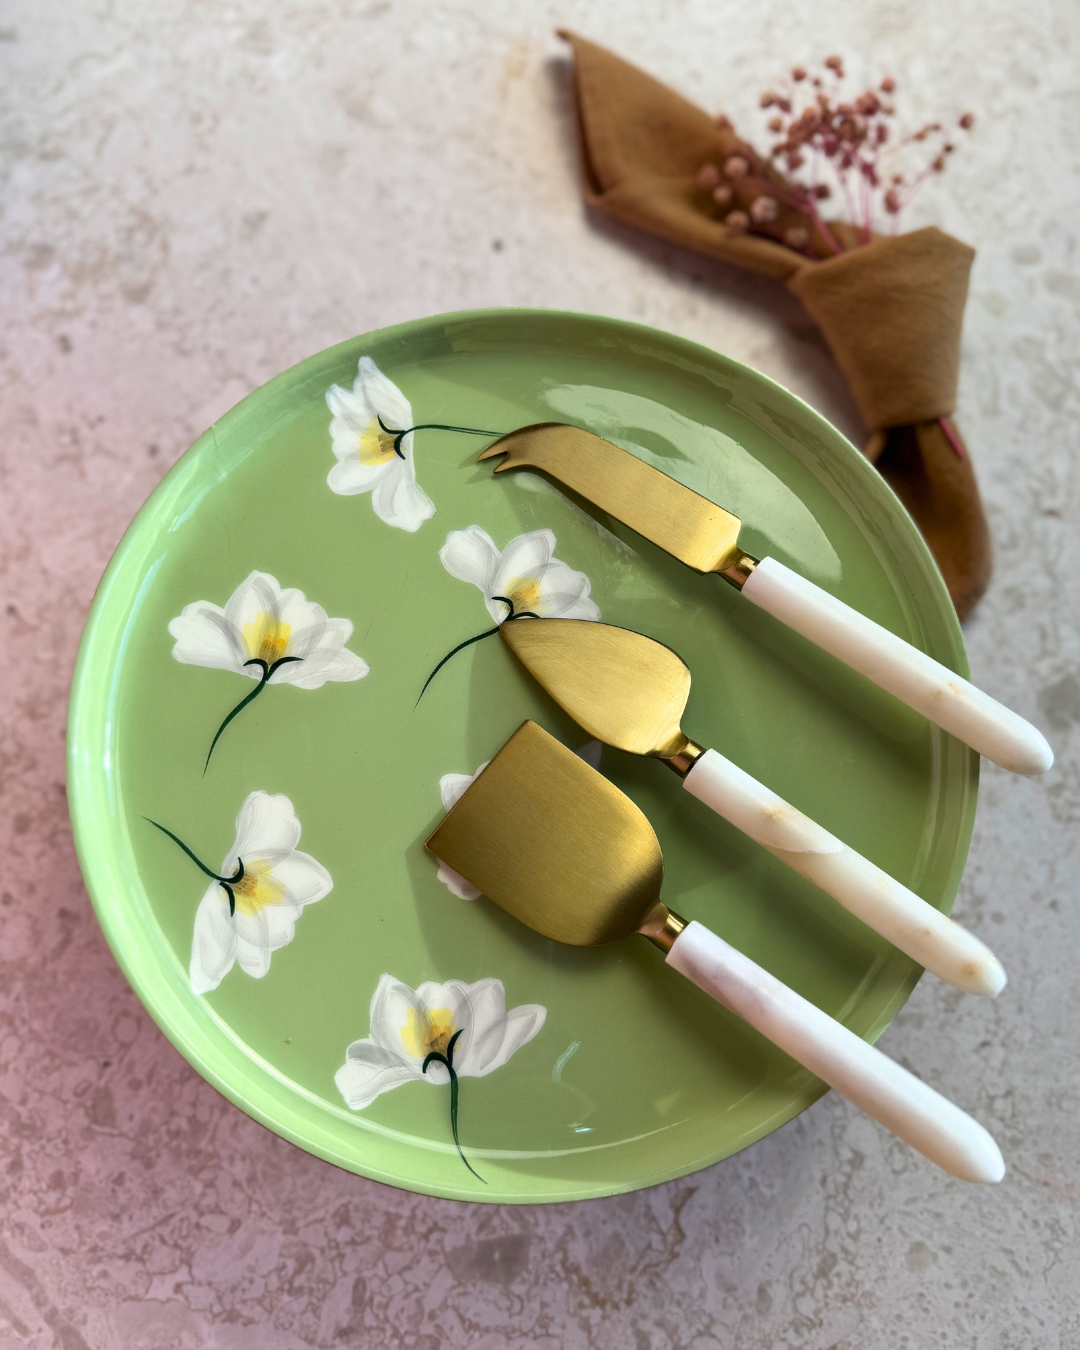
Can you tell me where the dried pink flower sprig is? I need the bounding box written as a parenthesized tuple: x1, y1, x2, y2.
(697, 56, 975, 256)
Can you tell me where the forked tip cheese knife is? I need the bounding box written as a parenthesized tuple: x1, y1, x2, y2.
(478, 424, 1053, 777)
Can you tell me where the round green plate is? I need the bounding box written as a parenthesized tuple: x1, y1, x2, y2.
(68, 309, 977, 1203)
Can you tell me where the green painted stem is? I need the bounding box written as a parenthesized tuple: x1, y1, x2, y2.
(423, 1029, 484, 1183)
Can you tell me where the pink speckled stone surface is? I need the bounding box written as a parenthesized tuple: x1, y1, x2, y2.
(2, 2, 1078, 1346)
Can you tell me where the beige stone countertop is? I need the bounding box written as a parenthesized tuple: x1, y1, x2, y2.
(2, 2, 1078, 1346)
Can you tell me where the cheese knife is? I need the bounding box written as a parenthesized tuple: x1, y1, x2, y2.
(478, 425, 1052, 777)
(426, 721, 1005, 1183)
(500, 616, 1005, 998)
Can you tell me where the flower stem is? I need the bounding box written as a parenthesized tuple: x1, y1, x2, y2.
(203, 655, 302, 774)
(416, 627, 501, 705)
(144, 819, 244, 915)
(377, 416, 503, 458)
(416, 601, 539, 706)
(423, 1029, 485, 1182)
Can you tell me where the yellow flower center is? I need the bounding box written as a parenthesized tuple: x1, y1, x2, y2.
(242, 612, 292, 665)
(358, 416, 400, 466)
(400, 1006, 456, 1059)
(503, 575, 542, 616)
(231, 858, 286, 916)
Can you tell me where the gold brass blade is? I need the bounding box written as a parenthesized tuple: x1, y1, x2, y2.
(501, 619, 696, 761)
(425, 721, 663, 946)
(478, 423, 744, 574)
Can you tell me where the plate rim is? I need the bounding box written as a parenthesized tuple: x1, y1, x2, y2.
(67, 305, 977, 1203)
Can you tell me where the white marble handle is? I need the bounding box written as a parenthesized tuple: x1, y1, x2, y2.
(667, 921, 1004, 1183)
(683, 748, 1005, 997)
(740, 557, 1053, 776)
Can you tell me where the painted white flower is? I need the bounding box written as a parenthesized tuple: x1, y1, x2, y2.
(324, 357, 435, 532)
(335, 974, 546, 1107)
(439, 526, 601, 624)
(169, 570, 368, 690)
(168, 571, 369, 767)
(435, 763, 489, 899)
(178, 791, 333, 995)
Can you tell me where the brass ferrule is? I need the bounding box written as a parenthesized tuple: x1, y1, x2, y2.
(716, 552, 760, 590)
(661, 738, 706, 778)
(639, 903, 688, 954)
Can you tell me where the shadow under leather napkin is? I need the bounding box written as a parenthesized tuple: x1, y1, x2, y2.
(557, 30, 992, 622)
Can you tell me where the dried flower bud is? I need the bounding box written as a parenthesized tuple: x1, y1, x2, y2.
(697, 163, 721, 189)
(716, 114, 733, 130)
(783, 224, 809, 249)
(792, 65, 807, 81)
(711, 184, 733, 206)
(723, 155, 749, 179)
(768, 115, 784, 132)
(880, 76, 896, 93)
(750, 194, 779, 223)
(825, 55, 844, 74)
(725, 210, 750, 233)
(815, 183, 831, 199)
(760, 92, 776, 108)
(959, 112, 975, 130)
(884, 187, 902, 213)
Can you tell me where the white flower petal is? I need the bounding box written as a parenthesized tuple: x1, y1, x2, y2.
(535, 558, 601, 620)
(367, 974, 428, 1064)
(189, 886, 237, 994)
(327, 455, 391, 496)
(270, 850, 333, 907)
(169, 603, 247, 674)
(324, 381, 367, 431)
(355, 356, 413, 433)
(435, 860, 481, 901)
(229, 792, 302, 869)
(335, 1041, 420, 1110)
(234, 930, 273, 979)
(439, 527, 502, 594)
(451, 978, 507, 1075)
(438, 764, 489, 812)
(260, 904, 301, 949)
(274, 597, 329, 660)
(223, 571, 283, 636)
(304, 614, 355, 658)
(370, 457, 435, 532)
(484, 1004, 548, 1075)
(494, 530, 556, 595)
(232, 901, 273, 953)
(282, 646, 370, 690)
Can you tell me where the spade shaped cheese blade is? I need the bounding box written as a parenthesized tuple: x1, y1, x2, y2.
(423, 720, 1005, 1183)
(426, 720, 663, 946)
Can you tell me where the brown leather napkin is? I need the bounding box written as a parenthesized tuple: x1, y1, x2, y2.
(558, 31, 991, 620)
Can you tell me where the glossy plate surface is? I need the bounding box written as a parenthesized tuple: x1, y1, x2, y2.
(68, 309, 977, 1203)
